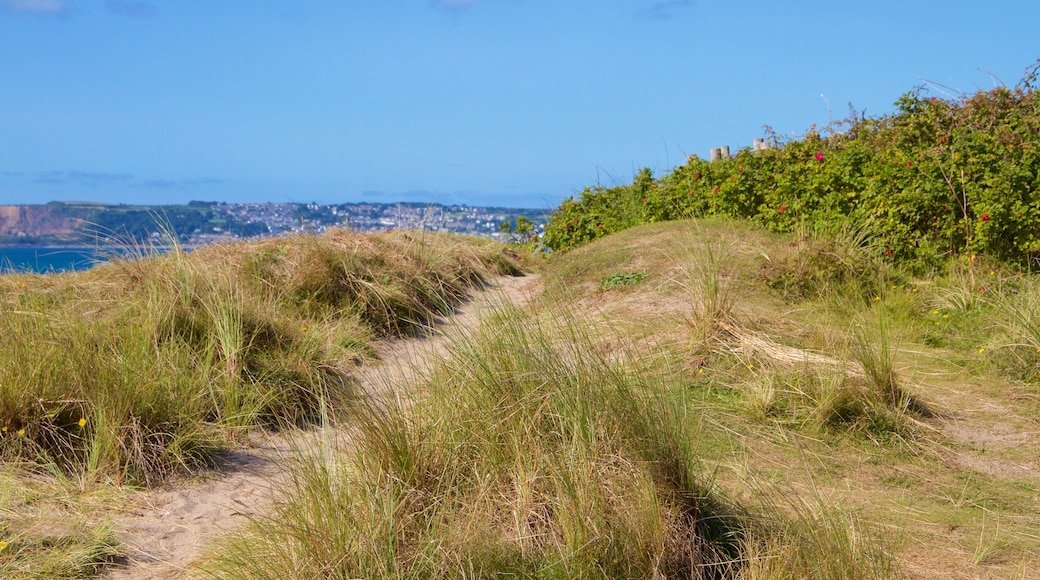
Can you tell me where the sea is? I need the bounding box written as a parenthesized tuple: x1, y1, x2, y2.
(0, 246, 116, 274)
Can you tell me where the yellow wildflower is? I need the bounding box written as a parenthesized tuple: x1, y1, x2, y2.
(0, 540, 7, 551)
(978, 347, 985, 354)
(78, 418, 87, 428)
(17, 429, 25, 436)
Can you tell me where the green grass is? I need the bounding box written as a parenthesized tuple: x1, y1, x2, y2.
(599, 270, 647, 289)
(0, 468, 122, 579)
(0, 229, 519, 485)
(6, 217, 1040, 577)
(201, 301, 748, 578)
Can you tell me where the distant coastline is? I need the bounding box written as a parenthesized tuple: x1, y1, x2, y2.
(0, 200, 549, 250)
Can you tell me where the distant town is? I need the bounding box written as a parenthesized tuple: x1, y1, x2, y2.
(216, 201, 549, 242)
(0, 201, 552, 247)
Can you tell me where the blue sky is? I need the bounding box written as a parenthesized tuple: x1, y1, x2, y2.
(1, 0, 1037, 210)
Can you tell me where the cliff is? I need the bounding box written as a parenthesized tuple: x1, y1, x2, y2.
(0, 203, 87, 243)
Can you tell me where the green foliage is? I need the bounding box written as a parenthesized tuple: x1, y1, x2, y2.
(543, 168, 655, 251)
(599, 270, 647, 289)
(546, 61, 1040, 271)
(760, 232, 891, 302)
(498, 215, 538, 246)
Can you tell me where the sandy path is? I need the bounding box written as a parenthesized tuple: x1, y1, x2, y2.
(103, 274, 542, 579)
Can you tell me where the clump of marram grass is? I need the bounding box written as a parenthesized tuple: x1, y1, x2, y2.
(0, 468, 122, 577)
(0, 229, 519, 484)
(982, 272, 1040, 383)
(735, 486, 896, 579)
(758, 221, 893, 304)
(740, 366, 919, 445)
(848, 309, 931, 422)
(677, 234, 734, 328)
(200, 302, 748, 579)
(711, 313, 924, 442)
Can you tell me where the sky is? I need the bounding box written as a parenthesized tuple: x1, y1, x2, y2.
(1, 1, 1037, 211)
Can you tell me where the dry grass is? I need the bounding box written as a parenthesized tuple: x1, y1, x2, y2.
(201, 300, 748, 578)
(6, 218, 1040, 577)
(0, 228, 519, 485)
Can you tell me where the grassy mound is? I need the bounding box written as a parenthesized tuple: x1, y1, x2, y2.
(202, 219, 939, 578)
(8, 217, 1040, 576)
(0, 229, 520, 485)
(203, 303, 748, 578)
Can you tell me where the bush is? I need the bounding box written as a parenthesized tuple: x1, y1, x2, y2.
(546, 60, 1040, 272)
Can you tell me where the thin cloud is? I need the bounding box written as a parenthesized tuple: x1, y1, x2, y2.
(638, 0, 694, 21)
(1, 0, 73, 16)
(23, 171, 220, 190)
(68, 170, 134, 182)
(33, 170, 134, 186)
(105, 0, 157, 19)
(142, 177, 223, 190)
(142, 179, 178, 190)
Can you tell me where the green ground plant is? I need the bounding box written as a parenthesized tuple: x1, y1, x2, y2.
(599, 270, 648, 289)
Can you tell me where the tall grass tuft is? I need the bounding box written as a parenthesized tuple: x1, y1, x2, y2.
(735, 486, 895, 579)
(202, 301, 747, 578)
(0, 468, 122, 577)
(984, 274, 1040, 383)
(849, 308, 931, 423)
(759, 220, 893, 304)
(685, 235, 734, 327)
(851, 311, 901, 407)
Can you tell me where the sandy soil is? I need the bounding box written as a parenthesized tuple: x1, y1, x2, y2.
(102, 274, 542, 579)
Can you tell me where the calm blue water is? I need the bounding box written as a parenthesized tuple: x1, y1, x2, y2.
(0, 247, 111, 274)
